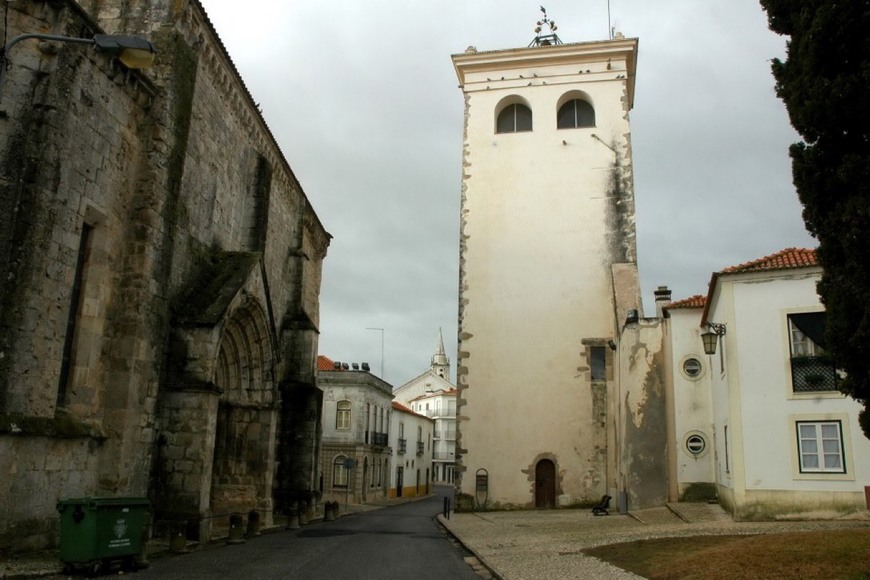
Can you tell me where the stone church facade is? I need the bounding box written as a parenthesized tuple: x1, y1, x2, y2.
(0, 0, 329, 551)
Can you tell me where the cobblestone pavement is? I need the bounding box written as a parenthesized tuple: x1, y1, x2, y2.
(437, 503, 870, 580)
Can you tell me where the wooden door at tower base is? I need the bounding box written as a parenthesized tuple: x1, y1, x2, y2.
(535, 459, 556, 508)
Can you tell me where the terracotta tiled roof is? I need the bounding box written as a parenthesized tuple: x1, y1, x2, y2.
(720, 248, 817, 274)
(317, 355, 336, 371)
(701, 247, 819, 326)
(391, 401, 432, 421)
(667, 295, 706, 309)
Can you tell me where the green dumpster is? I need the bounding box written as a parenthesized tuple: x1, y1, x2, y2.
(57, 497, 149, 574)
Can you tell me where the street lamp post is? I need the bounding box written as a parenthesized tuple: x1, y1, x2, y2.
(701, 322, 727, 356)
(0, 32, 156, 101)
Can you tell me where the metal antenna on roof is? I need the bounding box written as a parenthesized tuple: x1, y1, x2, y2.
(608, 0, 612, 39)
(529, 6, 562, 47)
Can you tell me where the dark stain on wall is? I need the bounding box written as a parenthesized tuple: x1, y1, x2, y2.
(622, 344, 668, 509)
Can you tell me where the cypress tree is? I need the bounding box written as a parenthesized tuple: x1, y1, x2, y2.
(760, 0, 870, 438)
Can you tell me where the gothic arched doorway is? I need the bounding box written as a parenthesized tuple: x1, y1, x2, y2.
(535, 459, 556, 509)
(209, 300, 276, 534)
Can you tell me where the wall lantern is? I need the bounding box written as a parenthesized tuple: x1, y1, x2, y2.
(0, 32, 156, 101)
(701, 322, 726, 355)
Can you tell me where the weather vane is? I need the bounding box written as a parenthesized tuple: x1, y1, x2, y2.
(530, 5, 562, 47)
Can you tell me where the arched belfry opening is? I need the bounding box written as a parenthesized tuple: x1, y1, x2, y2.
(210, 299, 278, 531)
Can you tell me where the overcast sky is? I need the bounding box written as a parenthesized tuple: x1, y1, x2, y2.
(199, 0, 815, 387)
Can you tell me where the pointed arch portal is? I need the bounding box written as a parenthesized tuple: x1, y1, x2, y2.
(209, 300, 277, 531)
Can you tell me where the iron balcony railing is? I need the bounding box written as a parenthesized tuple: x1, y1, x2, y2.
(791, 355, 839, 393)
(416, 441, 425, 456)
(433, 451, 453, 460)
(370, 432, 388, 447)
(423, 407, 457, 418)
(398, 438, 407, 454)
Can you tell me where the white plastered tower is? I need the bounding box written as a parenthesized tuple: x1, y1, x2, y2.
(452, 34, 642, 509)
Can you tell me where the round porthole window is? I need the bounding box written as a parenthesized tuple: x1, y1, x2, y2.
(680, 356, 705, 380)
(686, 434, 706, 455)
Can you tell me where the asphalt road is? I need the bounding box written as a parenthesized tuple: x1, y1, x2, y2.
(132, 488, 479, 580)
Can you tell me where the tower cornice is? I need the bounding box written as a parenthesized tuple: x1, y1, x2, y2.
(452, 37, 639, 109)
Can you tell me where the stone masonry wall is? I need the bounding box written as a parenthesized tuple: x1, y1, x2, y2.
(0, 0, 329, 552)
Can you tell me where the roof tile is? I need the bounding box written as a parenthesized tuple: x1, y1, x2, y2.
(667, 295, 706, 309)
(391, 401, 413, 413)
(317, 355, 336, 371)
(720, 248, 817, 274)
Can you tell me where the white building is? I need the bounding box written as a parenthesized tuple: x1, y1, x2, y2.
(663, 294, 717, 501)
(452, 30, 650, 509)
(407, 389, 458, 484)
(317, 356, 393, 505)
(394, 331, 458, 484)
(389, 402, 435, 498)
(666, 248, 870, 519)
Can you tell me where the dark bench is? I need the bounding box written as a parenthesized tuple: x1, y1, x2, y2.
(592, 494, 611, 516)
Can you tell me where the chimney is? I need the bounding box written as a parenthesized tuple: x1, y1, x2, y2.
(654, 285, 672, 318)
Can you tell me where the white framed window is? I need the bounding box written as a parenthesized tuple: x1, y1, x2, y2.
(336, 400, 351, 430)
(788, 312, 837, 393)
(788, 313, 824, 356)
(333, 455, 349, 487)
(797, 421, 845, 473)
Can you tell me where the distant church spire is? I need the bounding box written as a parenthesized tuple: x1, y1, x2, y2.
(430, 328, 450, 379)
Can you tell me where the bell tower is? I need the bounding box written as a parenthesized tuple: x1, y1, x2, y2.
(430, 328, 451, 379)
(451, 16, 641, 508)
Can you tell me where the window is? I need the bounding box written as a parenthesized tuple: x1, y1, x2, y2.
(557, 99, 595, 128)
(789, 313, 824, 356)
(58, 223, 94, 407)
(686, 435, 705, 455)
(788, 312, 837, 392)
(724, 425, 730, 474)
(333, 456, 349, 487)
(496, 103, 533, 133)
(590, 346, 606, 381)
(797, 421, 845, 473)
(682, 358, 703, 379)
(336, 400, 351, 430)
